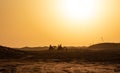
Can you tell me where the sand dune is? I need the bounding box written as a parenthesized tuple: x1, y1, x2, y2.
(0, 61, 120, 73)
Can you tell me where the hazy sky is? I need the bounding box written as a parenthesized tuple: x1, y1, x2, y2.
(0, 0, 120, 47)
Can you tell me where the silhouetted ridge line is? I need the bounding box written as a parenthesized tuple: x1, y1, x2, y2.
(88, 43, 120, 50)
(0, 45, 27, 59)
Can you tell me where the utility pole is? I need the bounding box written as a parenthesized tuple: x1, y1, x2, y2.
(101, 37, 104, 42)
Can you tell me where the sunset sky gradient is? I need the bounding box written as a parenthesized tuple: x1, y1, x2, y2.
(0, 0, 120, 47)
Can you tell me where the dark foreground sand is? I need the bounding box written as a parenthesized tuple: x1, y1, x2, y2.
(0, 60, 120, 73)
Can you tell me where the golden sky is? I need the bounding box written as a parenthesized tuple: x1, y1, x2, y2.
(0, 0, 120, 47)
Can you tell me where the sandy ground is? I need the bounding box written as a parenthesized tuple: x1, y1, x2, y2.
(0, 60, 120, 73)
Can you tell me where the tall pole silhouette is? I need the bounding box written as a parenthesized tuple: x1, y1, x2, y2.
(101, 37, 104, 42)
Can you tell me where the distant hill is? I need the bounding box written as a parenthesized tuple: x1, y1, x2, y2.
(20, 46, 48, 51)
(88, 43, 120, 51)
(0, 45, 27, 59)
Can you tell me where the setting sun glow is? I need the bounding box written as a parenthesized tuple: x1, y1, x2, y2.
(59, 0, 99, 21)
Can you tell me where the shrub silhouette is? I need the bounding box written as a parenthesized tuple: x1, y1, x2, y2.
(49, 45, 55, 51)
(57, 44, 64, 51)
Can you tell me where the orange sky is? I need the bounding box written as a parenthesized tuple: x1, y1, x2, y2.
(0, 0, 120, 47)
